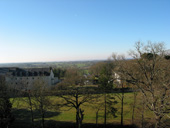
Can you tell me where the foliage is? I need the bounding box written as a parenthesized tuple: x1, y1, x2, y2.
(98, 62, 114, 91)
(141, 53, 158, 60)
(164, 55, 170, 60)
(95, 61, 118, 127)
(0, 76, 14, 128)
(53, 68, 66, 79)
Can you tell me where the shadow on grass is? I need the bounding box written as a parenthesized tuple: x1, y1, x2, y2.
(12, 108, 61, 119)
(12, 120, 138, 128)
(11, 108, 138, 128)
(11, 108, 61, 128)
(41, 120, 138, 128)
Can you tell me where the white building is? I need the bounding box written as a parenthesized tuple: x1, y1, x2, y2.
(113, 72, 121, 86)
(0, 67, 58, 90)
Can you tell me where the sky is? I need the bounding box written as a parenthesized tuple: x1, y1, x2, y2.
(0, 0, 170, 63)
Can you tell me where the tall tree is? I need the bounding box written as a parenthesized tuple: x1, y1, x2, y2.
(98, 61, 117, 128)
(0, 76, 14, 128)
(131, 86, 138, 125)
(114, 82, 125, 126)
(89, 62, 106, 84)
(14, 78, 36, 128)
(32, 80, 51, 128)
(53, 68, 66, 79)
(57, 68, 95, 128)
(113, 42, 170, 128)
(27, 90, 35, 128)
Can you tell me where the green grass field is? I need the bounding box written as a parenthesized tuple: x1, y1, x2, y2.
(11, 92, 153, 127)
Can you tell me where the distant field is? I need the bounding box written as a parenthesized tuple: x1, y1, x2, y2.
(11, 92, 154, 127)
(0, 60, 101, 69)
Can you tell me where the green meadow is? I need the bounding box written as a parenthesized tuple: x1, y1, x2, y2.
(11, 92, 154, 127)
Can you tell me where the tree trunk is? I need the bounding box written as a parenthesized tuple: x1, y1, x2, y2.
(75, 93, 80, 128)
(121, 84, 124, 126)
(96, 110, 99, 127)
(42, 113, 45, 128)
(76, 107, 83, 128)
(155, 115, 162, 128)
(132, 92, 137, 125)
(79, 109, 84, 128)
(40, 98, 45, 128)
(76, 108, 79, 128)
(104, 93, 107, 128)
(28, 93, 34, 128)
(141, 97, 144, 128)
(142, 111, 144, 128)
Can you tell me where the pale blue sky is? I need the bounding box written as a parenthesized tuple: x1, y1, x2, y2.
(0, 0, 170, 63)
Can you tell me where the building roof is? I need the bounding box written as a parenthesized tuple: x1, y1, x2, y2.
(0, 67, 51, 77)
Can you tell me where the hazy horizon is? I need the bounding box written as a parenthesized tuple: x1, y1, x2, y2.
(0, 59, 107, 64)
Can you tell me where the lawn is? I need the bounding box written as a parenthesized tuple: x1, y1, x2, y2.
(11, 92, 153, 127)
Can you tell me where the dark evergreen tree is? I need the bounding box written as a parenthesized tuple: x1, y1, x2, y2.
(164, 55, 170, 60)
(98, 62, 117, 128)
(0, 76, 14, 128)
(53, 68, 66, 79)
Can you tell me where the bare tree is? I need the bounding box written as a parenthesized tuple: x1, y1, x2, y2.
(9, 78, 35, 128)
(27, 90, 35, 128)
(131, 86, 138, 125)
(112, 42, 170, 128)
(32, 80, 51, 128)
(57, 68, 95, 128)
(22, 80, 36, 128)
